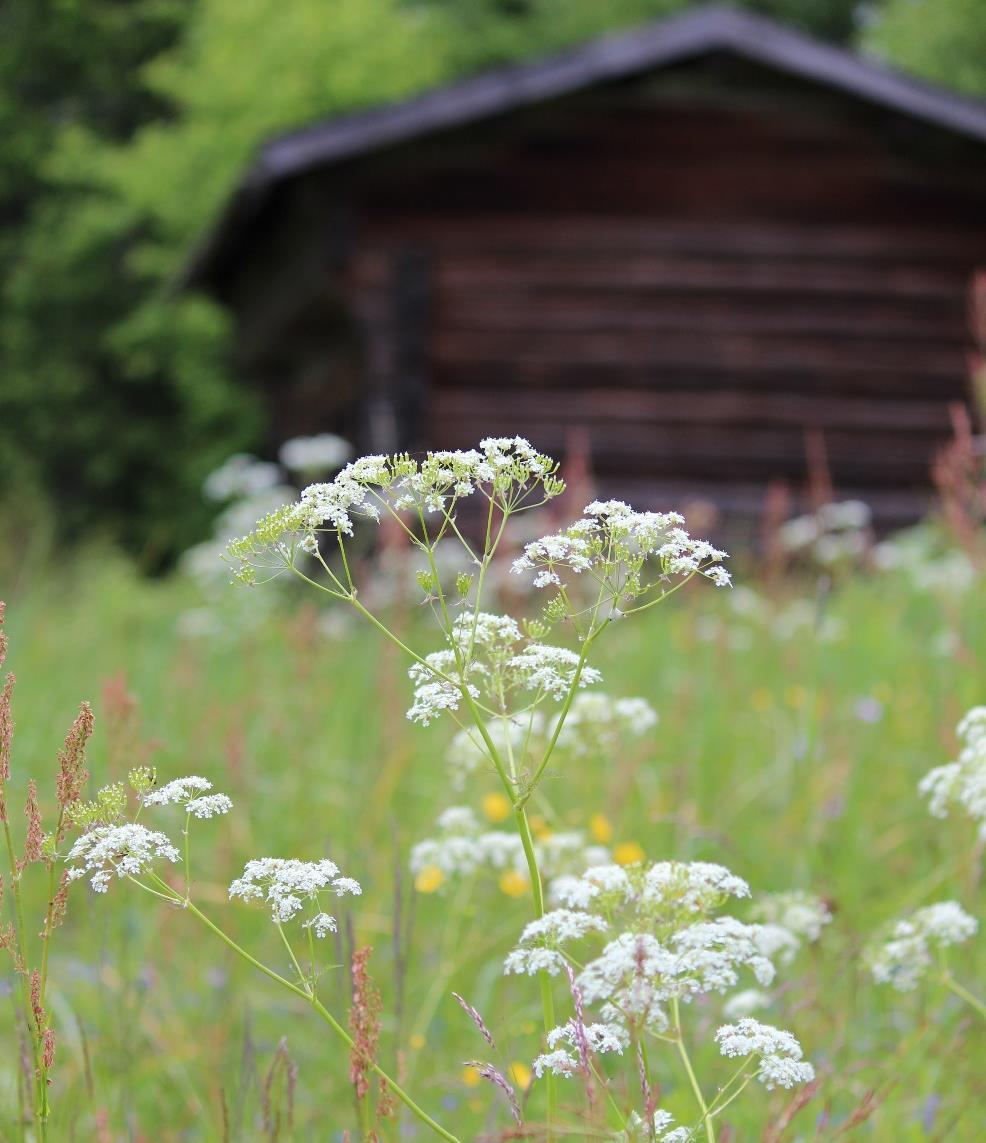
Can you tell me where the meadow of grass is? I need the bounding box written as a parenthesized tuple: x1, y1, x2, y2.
(1, 532, 983, 1141)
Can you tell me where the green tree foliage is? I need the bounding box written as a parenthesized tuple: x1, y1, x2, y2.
(0, 0, 455, 564)
(861, 0, 986, 98)
(0, 0, 216, 562)
(430, 0, 859, 69)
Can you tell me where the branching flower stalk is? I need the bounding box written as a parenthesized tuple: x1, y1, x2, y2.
(225, 438, 731, 1135)
(64, 769, 462, 1143)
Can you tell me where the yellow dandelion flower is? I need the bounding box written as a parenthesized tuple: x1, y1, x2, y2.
(499, 870, 530, 898)
(529, 814, 553, 840)
(785, 684, 808, 708)
(589, 813, 613, 844)
(614, 840, 645, 866)
(508, 1061, 532, 1090)
(481, 792, 511, 823)
(461, 1065, 481, 1088)
(414, 866, 445, 894)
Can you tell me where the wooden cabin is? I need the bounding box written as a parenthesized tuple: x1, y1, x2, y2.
(186, 4, 986, 524)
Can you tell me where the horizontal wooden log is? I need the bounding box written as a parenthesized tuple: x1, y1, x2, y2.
(427, 411, 946, 468)
(432, 386, 954, 432)
(576, 477, 935, 521)
(365, 217, 986, 265)
(429, 330, 965, 378)
(432, 297, 967, 342)
(432, 256, 968, 299)
(427, 360, 970, 401)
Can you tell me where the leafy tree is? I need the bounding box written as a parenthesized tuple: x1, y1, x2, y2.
(860, 0, 986, 98)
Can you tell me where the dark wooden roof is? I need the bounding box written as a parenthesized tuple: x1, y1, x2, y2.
(185, 3, 986, 290)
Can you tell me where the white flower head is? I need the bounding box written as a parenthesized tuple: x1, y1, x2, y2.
(919, 706, 986, 839)
(641, 862, 750, 916)
(752, 891, 832, 944)
(867, 900, 978, 991)
(723, 988, 772, 1020)
(185, 794, 233, 819)
(504, 909, 608, 977)
(621, 1109, 690, 1142)
(142, 776, 213, 807)
(513, 501, 728, 596)
(301, 912, 338, 939)
(532, 1049, 579, 1078)
(278, 433, 351, 474)
(715, 1018, 815, 1090)
(228, 857, 361, 926)
(66, 824, 181, 893)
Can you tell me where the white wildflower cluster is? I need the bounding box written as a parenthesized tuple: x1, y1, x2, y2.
(867, 901, 978, 991)
(750, 891, 832, 962)
(620, 1110, 691, 1142)
(919, 706, 986, 839)
(226, 437, 562, 584)
(141, 775, 234, 819)
(406, 612, 602, 725)
(504, 909, 609, 976)
(184, 458, 296, 594)
(574, 919, 776, 1030)
(551, 860, 750, 925)
(723, 988, 772, 1020)
(278, 433, 351, 476)
(446, 692, 657, 788)
(228, 857, 361, 933)
(872, 524, 979, 595)
(550, 693, 658, 755)
(715, 1018, 815, 1089)
(410, 806, 609, 884)
(695, 586, 846, 649)
(510, 860, 810, 1049)
(533, 1019, 626, 1078)
(512, 500, 729, 595)
(778, 500, 871, 567)
(66, 824, 181, 894)
(204, 454, 282, 502)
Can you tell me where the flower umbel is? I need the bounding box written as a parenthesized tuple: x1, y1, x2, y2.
(228, 857, 361, 930)
(66, 824, 181, 893)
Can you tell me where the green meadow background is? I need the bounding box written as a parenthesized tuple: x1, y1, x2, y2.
(2, 537, 983, 1140)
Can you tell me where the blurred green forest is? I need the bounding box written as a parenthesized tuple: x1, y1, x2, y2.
(0, 0, 982, 564)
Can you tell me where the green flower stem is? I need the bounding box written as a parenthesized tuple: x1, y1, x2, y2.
(133, 877, 462, 1143)
(705, 1072, 755, 1121)
(942, 973, 986, 1021)
(588, 1057, 627, 1129)
(2, 818, 47, 1137)
(182, 812, 191, 901)
(671, 997, 714, 1143)
(514, 803, 558, 1133)
(275, 921, 310, 991)
(517, 634, 597, 809)
(703, 1057, 755, 1122)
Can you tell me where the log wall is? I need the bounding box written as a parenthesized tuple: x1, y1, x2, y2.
(339, 77, 986, 520)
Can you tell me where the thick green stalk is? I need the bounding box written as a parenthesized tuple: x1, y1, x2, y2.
(514, 805, 558, 1133)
